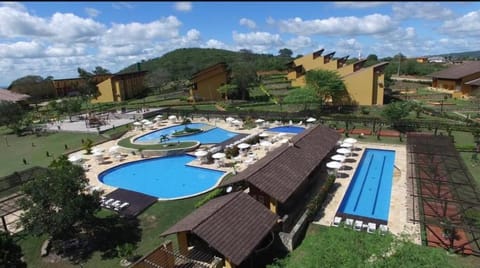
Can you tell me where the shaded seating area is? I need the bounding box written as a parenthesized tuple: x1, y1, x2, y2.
(102, 189, 157, 217)
(160, 191, 279, 268)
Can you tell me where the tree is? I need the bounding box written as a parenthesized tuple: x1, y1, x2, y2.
(0, 231, 25, 267)
(19, 155, 100, 241)
(77, 68, 97, 97)
(278, 48, 293, 58)
(231, 62, 257, 100)
(8, 75, 56, 100)
(0, 101, 27, 130)
(283, 86, 319, 111)
(217, 84, 237, 101)
(381, 101, 412, 129)
(366, 54, 378, 61)
(92, 66, 111, 75)
(305, 69, 350, 105)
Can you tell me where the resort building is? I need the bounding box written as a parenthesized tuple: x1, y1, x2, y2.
(286, 49, 388, 106)
(189, 62, 231, 101)
(91, 71, 148, 103)
(416, 57, 428, 63)
(52, 74, 112, 97)
(429, 61, 480, 98)
(155, 124, 341, 267)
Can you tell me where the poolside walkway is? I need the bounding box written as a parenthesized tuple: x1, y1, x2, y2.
(312, 142, 421, 244)
(73, 117, 290, 198)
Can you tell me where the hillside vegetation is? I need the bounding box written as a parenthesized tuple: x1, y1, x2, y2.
(119, 48, 292, 88)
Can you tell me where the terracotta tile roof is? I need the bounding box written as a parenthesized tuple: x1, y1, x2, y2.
(0, 89, 30, 102)
(224, 124, 340, 203)
(466, 77, 480, 86)
(161, 191, 278, 266)
(429, 61, 480, 79)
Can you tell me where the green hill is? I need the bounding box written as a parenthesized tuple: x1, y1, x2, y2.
(119, 48, 292, 87)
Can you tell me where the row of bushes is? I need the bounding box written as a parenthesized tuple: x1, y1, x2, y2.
(306, 175, 336, 220)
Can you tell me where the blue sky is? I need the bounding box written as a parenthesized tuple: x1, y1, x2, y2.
(1, 1, 480, 86)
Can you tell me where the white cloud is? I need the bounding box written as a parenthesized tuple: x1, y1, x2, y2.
(441, 10, 480, 36)
(277, 14, 394, 36)
(374, 27, 416, 41)
(0, 5, 52, 38)
(333, 2, 388, 8)
(45, 44, 86, 57)
(335, 38, 362, 56)
(0, 40, 44, 58)
(49, 13, 105, 43)
(285, 36, 312, 51)
(239, 18, 256, 29)
(112, 2, 134, 10)
(266, 16, 275, 25)
(392, 3, 454, 20)
(232, 31, 283, 54)
(85, 7, 100, 18)
(0, 2, 27, 12)
(204, 39, 228, 49)
(102, 16, 181, 46)
(174, 2, 192, 12)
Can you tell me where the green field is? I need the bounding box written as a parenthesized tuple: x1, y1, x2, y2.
(0, 128, 107, 178)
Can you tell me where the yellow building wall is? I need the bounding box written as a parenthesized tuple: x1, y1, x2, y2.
(92, 78, 115, 103)
(321, 60, 339, 71)
(337, 64, 355, 77)
(191, 68, 227, 101)
(343, 68, 384, 106)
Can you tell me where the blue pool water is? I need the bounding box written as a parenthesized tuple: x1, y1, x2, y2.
(267, 125, 305, 134)
(337, 149, 395, 222)
(99, 155, 225, 199)
(134, 123, 238, 144)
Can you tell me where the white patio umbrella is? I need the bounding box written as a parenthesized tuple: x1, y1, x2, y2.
(194, 150, 208, 157)
(143, 121, 153, 126)
(344, 138, 358, 144)
(232, 119, 242, 125)
(68, 155, 82, 163)
(259, 132, 270, 138)
(306, 117, 317, 123)
(141, 119, 149, 123)
(331, 154, 346, 162)
(109, 145, 120, 154)
(337, 148, 351, 156)
(237, 143, 250, 149)
(226, 117, 235, 122)
(326, 161, 342, 169)
(133, 122, 142, 126)
(92, 147, 105, 154)
(212, 152, 226, 159)
(255, 118, 265, 123)
(340, 142, 353, 148)
(168, 115, 177, 120)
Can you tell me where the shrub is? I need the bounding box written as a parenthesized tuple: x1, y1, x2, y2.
(195, 188, 223, 208)
(306, 175, 336, 220)
(360, 106, 370, 115)
(225, 146, 239, 159)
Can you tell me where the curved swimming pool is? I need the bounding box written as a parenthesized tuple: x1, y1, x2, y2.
(267, 125, 305, 134)
(98, 155, 225, 199)
(134, 123, 238, 144)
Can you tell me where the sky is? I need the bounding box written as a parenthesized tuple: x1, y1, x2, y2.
(1, 1, 480, 86)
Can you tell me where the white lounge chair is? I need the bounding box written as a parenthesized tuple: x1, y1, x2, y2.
(332, 216, 342, 227)
(367, 222, 377, 233)
(354, 220, 363, 231)
(102, 198, 115, 207)
(108, 200, 121, 209)
(115, 202, 130, 211)
(379, 224, 389, 235)
(345, 218, 354, 228)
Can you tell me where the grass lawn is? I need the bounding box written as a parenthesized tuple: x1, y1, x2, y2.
(0, 128, 107, 178)
(16, 192, 209, 267)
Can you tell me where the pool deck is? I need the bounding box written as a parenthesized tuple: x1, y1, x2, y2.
(312, 142, 421, 244)
(74, 118, 291, 197)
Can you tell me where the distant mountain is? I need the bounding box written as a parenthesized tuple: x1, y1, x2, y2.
(119, 48, 291, 82)
(428, 50, 480, 60)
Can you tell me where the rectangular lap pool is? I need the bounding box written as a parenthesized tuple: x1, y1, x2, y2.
(337, 149, 395, 224)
